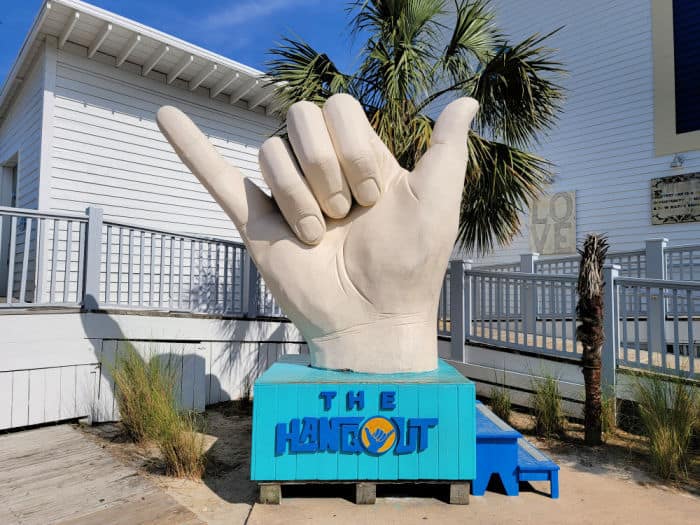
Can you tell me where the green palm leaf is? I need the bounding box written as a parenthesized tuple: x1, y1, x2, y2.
(267, 0, 565, 255)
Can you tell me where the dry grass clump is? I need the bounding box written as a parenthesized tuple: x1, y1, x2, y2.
(600, 389, 617, 439)
(489, 384, 512, 424)
(532, 374, 564, 438)
(158, 412, 206, 478)
(112, 345, 206, 478)
(634, 375, 699, 480)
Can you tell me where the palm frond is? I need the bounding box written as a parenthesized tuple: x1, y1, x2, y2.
(352, 0, 444, 104)
(267, 2, 565, 255)
(266, 38, 351, 113)
(471, 30, 565, 147)
(442, 0, 498, 75)
(458, 133, 553, 255)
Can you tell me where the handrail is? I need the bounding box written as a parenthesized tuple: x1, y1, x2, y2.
(665, 244, 700, 253)
(466, 268, 578, 283)
(0, 205, 88, 221)
(103, 219, 246, 247)
(616, 276, 700, 290)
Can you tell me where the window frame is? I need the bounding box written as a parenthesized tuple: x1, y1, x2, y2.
(653, 0, 700, 155)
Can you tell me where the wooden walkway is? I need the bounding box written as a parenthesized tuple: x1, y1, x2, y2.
(0, 425, 202, 525)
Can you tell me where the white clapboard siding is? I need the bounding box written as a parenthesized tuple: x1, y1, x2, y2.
(0, 52, 43, 210)
(50, 45, 279, 241)
(93, 340, 207, 422)
(92, 339, 308, 423)
(469, 0, 700, 265)
(0, 364, 98, 431)
(0, 310, 305, 430)
(0, 48, 45, 302)
(205, 341, 308, 405)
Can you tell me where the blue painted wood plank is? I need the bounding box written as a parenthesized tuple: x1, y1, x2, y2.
(377, 384, 399, 480)
(250, 384, 276, 480)
(295, 384, 320, 480)
(457, 383, 476, 479)
(418, 385, 440, 479)
(274, 385, 298, 480)
(437, 384, 459, 479)
(317, 384, 340, 480)
(336, 385, 359, 480)
(396, 385, 419, 479)
(357, 384, 379, 480)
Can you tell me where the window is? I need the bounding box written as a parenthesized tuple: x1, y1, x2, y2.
(653, 0, 700, 155)
(672, 1, 700, 134)
(0, 163, 18, 208)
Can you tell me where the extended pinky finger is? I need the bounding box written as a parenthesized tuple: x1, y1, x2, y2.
(259, 137, 326, 245)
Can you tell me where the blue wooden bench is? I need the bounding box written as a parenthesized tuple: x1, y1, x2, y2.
(474, 401, 560, 499)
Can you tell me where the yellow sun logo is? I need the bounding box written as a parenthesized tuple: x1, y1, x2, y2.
(360, 417, 397, 455)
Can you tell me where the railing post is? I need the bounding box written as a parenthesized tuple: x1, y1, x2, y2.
(645, 238, 668, 357)
(449, 259, 468, 362)
(520, 253, 539, 335)
(242, 251, 259, 318)
(602, 263, 620, 400)
(82, 207, 103, 311)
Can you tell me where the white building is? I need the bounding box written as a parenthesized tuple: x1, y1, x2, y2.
(1, 0, 696, 432)
(475, 0, 700, 266)
(0, 0, 279, 240)
(0, 0, 301, 431)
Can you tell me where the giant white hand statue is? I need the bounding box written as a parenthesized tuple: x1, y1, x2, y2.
(157, 94, 478, 373)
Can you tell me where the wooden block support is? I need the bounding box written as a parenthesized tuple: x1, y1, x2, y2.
(259, 483, 282, 504)
(450, 482, 470, 505)
(355, 483, 377, 504)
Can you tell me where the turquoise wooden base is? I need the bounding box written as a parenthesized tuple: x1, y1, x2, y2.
(250, 356, 476, 482)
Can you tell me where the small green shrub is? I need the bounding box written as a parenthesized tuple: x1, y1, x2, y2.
(634, 375, 699, 480)
(489, 385, 512, 423)
(532, 374, 564, 438)
(111, 344, 206, 478)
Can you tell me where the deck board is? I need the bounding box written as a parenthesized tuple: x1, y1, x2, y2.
(0, 425, 202, 525)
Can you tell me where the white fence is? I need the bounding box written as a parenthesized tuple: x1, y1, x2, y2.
(0, 205, 282, 318)
(444, 252, 700, 386)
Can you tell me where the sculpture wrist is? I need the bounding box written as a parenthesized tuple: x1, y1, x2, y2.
(306, 314, 438, 374)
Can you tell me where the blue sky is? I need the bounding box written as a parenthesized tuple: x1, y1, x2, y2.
(1, 0, 361, 84)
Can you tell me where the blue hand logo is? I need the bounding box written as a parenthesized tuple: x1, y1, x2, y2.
(360, 417, 396, 455)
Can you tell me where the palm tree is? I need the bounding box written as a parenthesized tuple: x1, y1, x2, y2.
(576, 233, 609, 446)
(267, 0, 564, 254)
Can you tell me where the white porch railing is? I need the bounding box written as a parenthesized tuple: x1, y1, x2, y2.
(446, 256, 700, 384)
(0, 205, 282, 318)
(0, 206, 88, 307)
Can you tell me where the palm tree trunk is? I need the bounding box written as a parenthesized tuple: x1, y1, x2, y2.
(582, 355, 602, 445)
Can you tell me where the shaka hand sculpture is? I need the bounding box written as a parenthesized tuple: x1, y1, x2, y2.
(157, 94, 478, 373)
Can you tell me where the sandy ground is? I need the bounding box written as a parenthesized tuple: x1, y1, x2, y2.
(81, 402, 700, 525)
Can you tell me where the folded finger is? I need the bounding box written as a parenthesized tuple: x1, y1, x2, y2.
(287, 101, 352, 219)
(323, 94, 383, 206)
(259, 137, 326, 245)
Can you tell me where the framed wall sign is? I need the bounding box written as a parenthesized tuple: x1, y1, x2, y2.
(651, 172, 700, 225)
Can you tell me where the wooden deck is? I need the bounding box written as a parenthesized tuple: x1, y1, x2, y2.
(0, 425, 202, 525)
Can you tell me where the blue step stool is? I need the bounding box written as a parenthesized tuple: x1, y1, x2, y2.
(473, 401, 559, 499)
(517, 437, 560, 499)
(473, 401, 521, 496)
